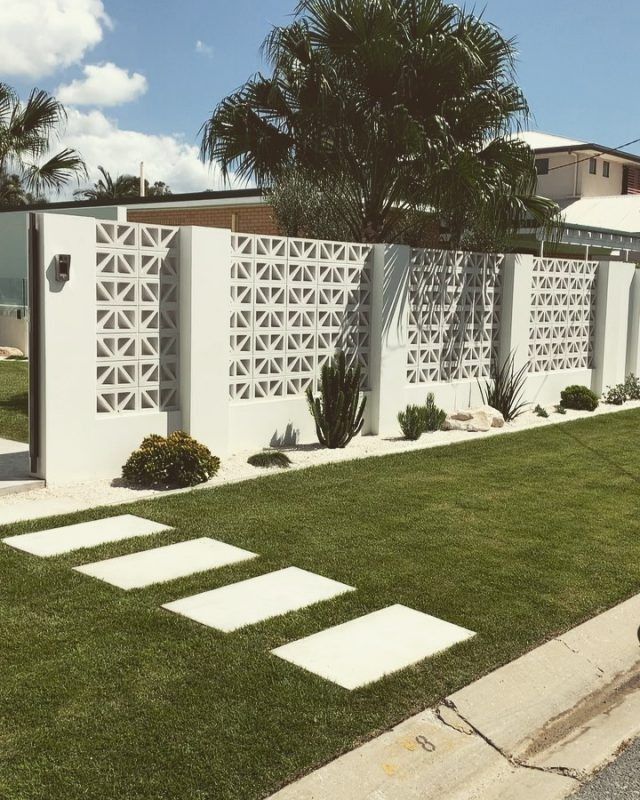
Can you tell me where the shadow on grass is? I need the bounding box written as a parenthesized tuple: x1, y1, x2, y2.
(0, 391, 28, 415)
(557, 420, 640, 484)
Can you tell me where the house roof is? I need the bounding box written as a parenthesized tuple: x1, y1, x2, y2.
(513, 131, 640, 166)
(515, 131, 587, 150)
(0, 187, 264, 214)
(560, 195, 640, 235)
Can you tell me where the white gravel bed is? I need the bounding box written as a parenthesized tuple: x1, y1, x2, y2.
(1, 399, 638, 526)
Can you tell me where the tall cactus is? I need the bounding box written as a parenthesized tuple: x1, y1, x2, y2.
(306, 350, 366, 448)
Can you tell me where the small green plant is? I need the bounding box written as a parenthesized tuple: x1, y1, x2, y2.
(556, 404, 567, 415)
(307, 350, 366, 448)
(423, 392, 446, 432)
(624, 373, 640, 400)
(398, 405, 425, 440)
(602, 384, 627, 406)
(122, 431, 220, 488)
(560, 385, 599, 412)
(534, 404, 549, 418)
(478, 351, 528, 421)
(398, 393, 446, 440)
(247, 451, 292, 468)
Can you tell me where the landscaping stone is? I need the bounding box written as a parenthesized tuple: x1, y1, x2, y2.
(73, 537, 257, 589)
(2, 514, 171, 556)
(443, 405, 505, 432)
(0, 346, 24, 359)
(271, 604, 475, 690)
(162, 566, 353, 632)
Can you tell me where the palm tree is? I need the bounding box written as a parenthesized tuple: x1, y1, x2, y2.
(74, 167, 172, 200)
(0, 83, 86, 200)
(200, 0, 558, 247)
(146, 180, 172, 197)
(0, 172, 41, 207)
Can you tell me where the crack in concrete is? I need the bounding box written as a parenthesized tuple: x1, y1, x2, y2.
(438, 699, 584, 784)
(555, 637, 606, 676)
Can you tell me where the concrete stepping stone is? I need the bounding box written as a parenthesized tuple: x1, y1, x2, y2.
(162, 566, 354, 632)
(74, 537, 257, 590)
(2, 514, 171, 557)
(271, 604, 475, 690)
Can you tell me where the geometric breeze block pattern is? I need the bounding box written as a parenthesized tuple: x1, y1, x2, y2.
(229, 234, 372, 400)
(528, 258, 597, 373)
(95, 221, 179, 413)
(407, 249, 504, 383)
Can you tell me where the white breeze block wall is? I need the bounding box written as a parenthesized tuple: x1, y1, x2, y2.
(227, 233, 373, 449)
(34, 212, 640, 483)
(36, 214, 182, 484)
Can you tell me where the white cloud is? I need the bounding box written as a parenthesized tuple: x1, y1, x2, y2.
(0, 0, 110, 78)
(59, 109, 235, 197)
(57, 63, 148, 107)
(195, 40, 213, 57)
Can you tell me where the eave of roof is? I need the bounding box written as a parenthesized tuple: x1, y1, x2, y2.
(533, 143, 640, 167)
(0, 187, 264, 214)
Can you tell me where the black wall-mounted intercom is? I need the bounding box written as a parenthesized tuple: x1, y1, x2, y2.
(54, 254, 71, 282)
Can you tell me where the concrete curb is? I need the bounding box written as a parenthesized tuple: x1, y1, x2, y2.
(268, 593, 640, 799)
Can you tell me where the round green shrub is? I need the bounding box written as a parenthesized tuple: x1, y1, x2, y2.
(122, 431, 220, 488)
(603, 384, 627, 406)
(624, 373, 640, 400)
(560, 385, 599, 412)
(247, 451, 292, 468)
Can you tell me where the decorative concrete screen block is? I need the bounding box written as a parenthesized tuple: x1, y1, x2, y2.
(2, 514, 172, 557)
(96, 221, 179, 414)
(229, 234, 372, 401)
(74, 537, 257, 589)
(163, 566, 354, 631)
(407, 250, 503, 383)
(528, 258, 597, 373)
(272, 604, 476, 690)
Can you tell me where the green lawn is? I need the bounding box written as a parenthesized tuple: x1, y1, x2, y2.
(0, 360, 28, 442)
(3, 410, 640, 800)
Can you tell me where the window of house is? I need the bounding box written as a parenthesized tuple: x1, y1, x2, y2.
(535, 158, 549, 175)
(589, 157, 597, 175)
(603, 161, 610, 178)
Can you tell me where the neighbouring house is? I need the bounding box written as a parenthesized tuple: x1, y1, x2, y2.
(0, 188, 276, 352)
(513, 131, 640, 260)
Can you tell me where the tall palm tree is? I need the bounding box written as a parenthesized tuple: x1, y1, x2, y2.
(201, 0, 558, 247)
(0, 172, 41, 207)
(74, 166, 139, 201)
(0, 83, 86, 200)
(74, 167, 172, 201)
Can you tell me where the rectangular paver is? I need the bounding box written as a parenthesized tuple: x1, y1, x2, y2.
(74, 537, 257, 589)
(2, 514, 172, 557)
(163, 566, 354, 632)
(271, 604, 475, 690)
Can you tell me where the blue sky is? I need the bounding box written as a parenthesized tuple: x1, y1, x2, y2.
(2, 0, 639, 193)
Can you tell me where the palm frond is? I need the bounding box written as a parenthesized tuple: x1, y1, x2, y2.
(24, 148, 87, 194)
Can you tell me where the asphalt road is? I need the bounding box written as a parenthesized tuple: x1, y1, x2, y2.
(573, 739, 640, 799)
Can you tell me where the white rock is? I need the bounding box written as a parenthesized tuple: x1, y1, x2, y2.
(476, 405, 505, 428)
(467, 412, 492, 432)
(443, 406, 504, 433)
(450, 410, 474, 422)
(0, 346, 24, 359)
(443, 418, 468, 431)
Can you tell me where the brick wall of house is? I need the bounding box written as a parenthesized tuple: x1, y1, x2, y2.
(127, 203, 280, 235)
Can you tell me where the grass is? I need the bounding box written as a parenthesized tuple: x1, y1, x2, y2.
(0, 360, 28, 442)
(3, 410, 640, 799)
